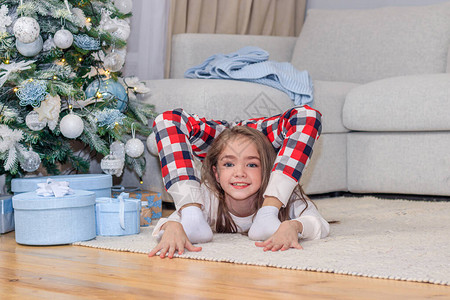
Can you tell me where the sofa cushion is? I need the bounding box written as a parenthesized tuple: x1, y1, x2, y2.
(291, 2, 450, 83)
(343, 74, 450, 131)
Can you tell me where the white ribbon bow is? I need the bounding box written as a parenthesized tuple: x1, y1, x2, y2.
(36, 179, 74, 197)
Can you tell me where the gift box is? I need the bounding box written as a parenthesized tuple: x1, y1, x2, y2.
(12, 189, 96, 245)
(95, 194, 141, 236)
(112, 187, 162, 226)
(0, 195, 14, 234)
(12, 174, 112, 198)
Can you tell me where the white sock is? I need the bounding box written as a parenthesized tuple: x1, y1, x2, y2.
(248, 206, 281, 241)
(180, 206, 213, 243)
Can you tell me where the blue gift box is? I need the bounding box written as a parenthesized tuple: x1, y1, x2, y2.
(11, 174, 112, 198)
(95, 194, 141, 236)
(12, 190, 96, 245)
(0, 195, 14, 234)
(111, 187, 162, 226)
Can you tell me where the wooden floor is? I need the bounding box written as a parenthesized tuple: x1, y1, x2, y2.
(1, 213, 449, 299)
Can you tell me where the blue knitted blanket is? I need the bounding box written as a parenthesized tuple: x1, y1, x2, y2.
(184, 46, 313, 106)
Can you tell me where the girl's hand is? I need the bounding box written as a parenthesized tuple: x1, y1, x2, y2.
(148, 221, 202, 258)
(254, 220, 303, 251)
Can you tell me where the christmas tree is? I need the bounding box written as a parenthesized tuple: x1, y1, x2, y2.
(0, 0, 156, 190)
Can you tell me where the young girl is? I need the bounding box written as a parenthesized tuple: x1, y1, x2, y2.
(149, 126, 329, 259)
(152, 105, 322, 244)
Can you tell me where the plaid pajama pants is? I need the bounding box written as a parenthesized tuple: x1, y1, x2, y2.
(153, 105, 322, 195)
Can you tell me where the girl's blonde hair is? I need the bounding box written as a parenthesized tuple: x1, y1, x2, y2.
(201, 126, 309, 233)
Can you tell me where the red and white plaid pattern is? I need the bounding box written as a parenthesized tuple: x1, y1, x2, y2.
(153, 105, 322, 191)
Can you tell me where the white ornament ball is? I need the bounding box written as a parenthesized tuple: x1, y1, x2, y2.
(110, 141, 125, 160)
(25, 111, 46, 131)
(16, 35, 43, 57)
(112, 19, 131, 40)
(54, 29, 73, 49)
(146, 132, 159, 156)
(60, 113, 84, 139)
(115, 0, 133, 14)
(13, 17, 40, 44)
(103, 52, 125, 72)
(20, 149, 41, 172)
(101, 154, 124, 177)
(125, 138, 144, 158)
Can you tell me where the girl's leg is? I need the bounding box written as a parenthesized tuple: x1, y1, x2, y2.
(240, 105, 322, 240)
(153, 108, 230, 243)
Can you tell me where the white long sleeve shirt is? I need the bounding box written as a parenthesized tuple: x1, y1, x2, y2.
(153, 184, 330, 241)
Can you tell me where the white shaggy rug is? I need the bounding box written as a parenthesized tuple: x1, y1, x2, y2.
(74, 196, 450, 286)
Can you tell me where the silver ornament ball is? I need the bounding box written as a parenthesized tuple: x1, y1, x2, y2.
(103, 52, 125, 72)
(114, 0, 133, 14)
(110, 141, 125, 160)
(54, 29, 73, 49)
(25, 111, 46, 131)
(146, 132, 159, 156)
(16, 35, 43, 57)
(125, 138, 144, 158)
(111, 19, 131, 41)
(20, 150, 41, 172)
(13, 17, 40, 44)
(101, 154, 124, 177)
(60, 113, 84, 139)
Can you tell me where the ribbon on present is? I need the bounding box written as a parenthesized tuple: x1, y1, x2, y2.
(117, 192, 129, 230)
(147, 195, 162, 209)
(151, 211, 162, 219)
(36, 179, 74, 197)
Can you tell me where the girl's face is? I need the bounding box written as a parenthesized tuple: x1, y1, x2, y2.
(213, 137, 262, 209)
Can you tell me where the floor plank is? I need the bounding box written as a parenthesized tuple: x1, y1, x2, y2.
(1, 229, 449, 299)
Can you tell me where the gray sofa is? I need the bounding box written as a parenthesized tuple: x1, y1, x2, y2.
(122, 2, 450, 199)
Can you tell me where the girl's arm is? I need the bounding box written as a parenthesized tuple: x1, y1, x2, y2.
(152, 211, 181, 238)
(255, 199, 329, 251)
(290, 199, 330, 240)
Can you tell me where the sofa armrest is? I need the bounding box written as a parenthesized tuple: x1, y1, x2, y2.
(343, 73, 450, 131)
(170, 33, 297, 78)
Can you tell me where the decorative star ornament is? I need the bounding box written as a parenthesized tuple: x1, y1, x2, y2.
(34, 94, 61, 125)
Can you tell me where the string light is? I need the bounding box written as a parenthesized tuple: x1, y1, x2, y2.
(78, 57, 83, 62)
(68, 104, 73, 109)
(53, 75, 58, 80)
(86, 17, 91, 22)
(96, 92, 102, 98)
(61, 58, 66, 63)
(13, 87, 18, 92)
(4, 59, 9, 64)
